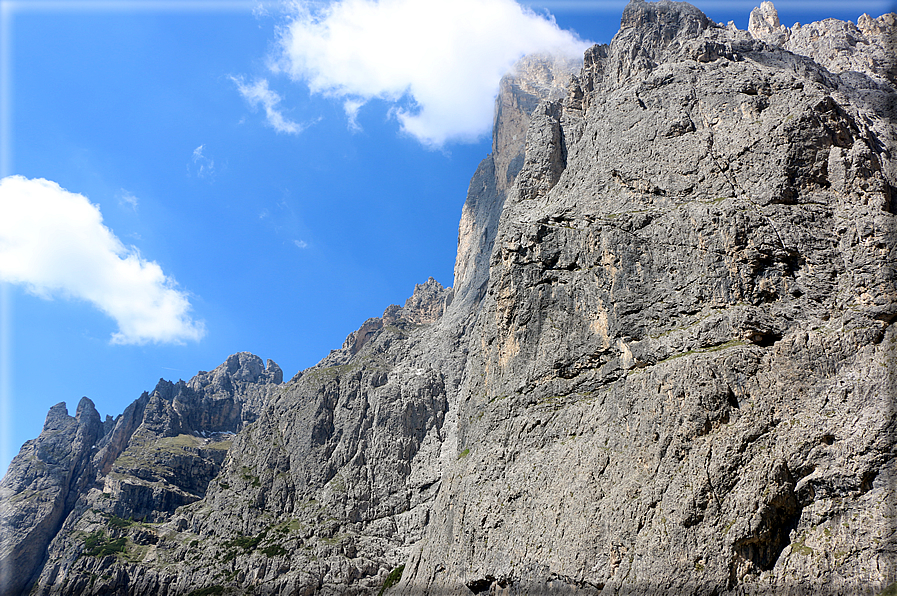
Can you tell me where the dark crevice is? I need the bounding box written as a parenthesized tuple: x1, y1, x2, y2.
(752, 331, 782, 347)
(727, 388, 740, 409)
(860, 469, 878, 494)
(466, 577, 494, 594)
(884, 183, 897, 215)
(730, 464, 803, 588)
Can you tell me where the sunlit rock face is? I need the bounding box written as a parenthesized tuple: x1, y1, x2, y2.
(398, 2, 895, 593)
(2, 1, 895, 595)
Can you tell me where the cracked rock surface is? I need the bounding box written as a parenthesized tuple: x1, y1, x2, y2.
(1, 1, 894, 595)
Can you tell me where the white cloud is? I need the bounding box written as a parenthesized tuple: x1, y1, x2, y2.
(343, 98, 365, 132)
(191, 144, 215, 178)
(0, 176, 206, 345)
(118, 189, 139, 210)
(231, 76, 309, 134)
(293, 239, 308, 248)
(275, 0, 591, 147)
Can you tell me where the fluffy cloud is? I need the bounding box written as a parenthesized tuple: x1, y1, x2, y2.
(231, 76, 309, 134)
(275, 0, 591, 146)
(0, 176, 206, 345)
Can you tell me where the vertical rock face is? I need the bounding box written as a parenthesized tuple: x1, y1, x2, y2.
(1, 1, 895, 595)
(454, 54, 581, 305)
(492, 54, 583, 196)
(0, 399, 102, 596)
(398, 1, 896, 594)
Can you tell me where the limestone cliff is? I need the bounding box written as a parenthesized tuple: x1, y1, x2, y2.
(1, 1, 895, 595)
(400, 1, 896, 592)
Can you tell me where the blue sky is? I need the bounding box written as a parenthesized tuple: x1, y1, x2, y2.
(1, 0, 893, 475)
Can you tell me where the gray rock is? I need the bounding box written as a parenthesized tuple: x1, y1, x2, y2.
(2, 1, 895, 595)
(749, 1, 788, 46)
(398, 1, 896, 594)
(1, 355, 282, 595)
(455, 54, 579, 307)
(0, 398, 103, 596)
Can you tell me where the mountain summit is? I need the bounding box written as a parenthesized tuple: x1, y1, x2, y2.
(2, 1, 895, 594)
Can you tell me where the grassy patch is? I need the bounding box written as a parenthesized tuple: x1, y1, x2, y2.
(207, 440, 233, 451)
(8, 489, 39, 504)
(791, 538, 814, 556)
(458, 448, 470, 459)
(157, 434, 202, 449)
(656, 339, 747, 365)
(107, 515, 133, 529)
(328, 474, 347, 493)
(83, 531, 128, 557)
(537, 394, 565, 405)
(378, 565, 405, 596)
(240, 467, 261, 487)
(112, 432, 218, 475)
(220, 526, 288, 560)
(261, 544, 289, 557)
(226, 530, 268, 551)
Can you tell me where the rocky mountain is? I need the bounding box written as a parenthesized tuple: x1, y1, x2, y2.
(1, 0, 895, 594)
(0, 354, 282, 595)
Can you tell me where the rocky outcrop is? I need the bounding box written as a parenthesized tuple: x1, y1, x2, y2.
(0, 354, 282, 596)
(2, 1, 895, 595)
(454, 54, 580, 305)
(750, 0, 897, 91)
(96, 352, 283, 522)
(342, 277, 454, 357)
(20, 276, 467, 596)
(0, 399, 103, 596)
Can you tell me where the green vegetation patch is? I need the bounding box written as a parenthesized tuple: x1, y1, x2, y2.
(304, 366, 343, 384)
(261, 544, 289, 557)
(458, 448, 470, 459)
(82, 531, 128, 557)
(107, 515, 133, 529)
(225, 529, 268, 551)
(240, 466, 261, 487)
(328, 473, 347, 493)
(157, 434, 202, 450)
(8, 489, 39, 504)
(790, 537, 814, 556)
(378, 564, 405, 596)
(112, 432, 213, 475)
(221, 526, 290, 560)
